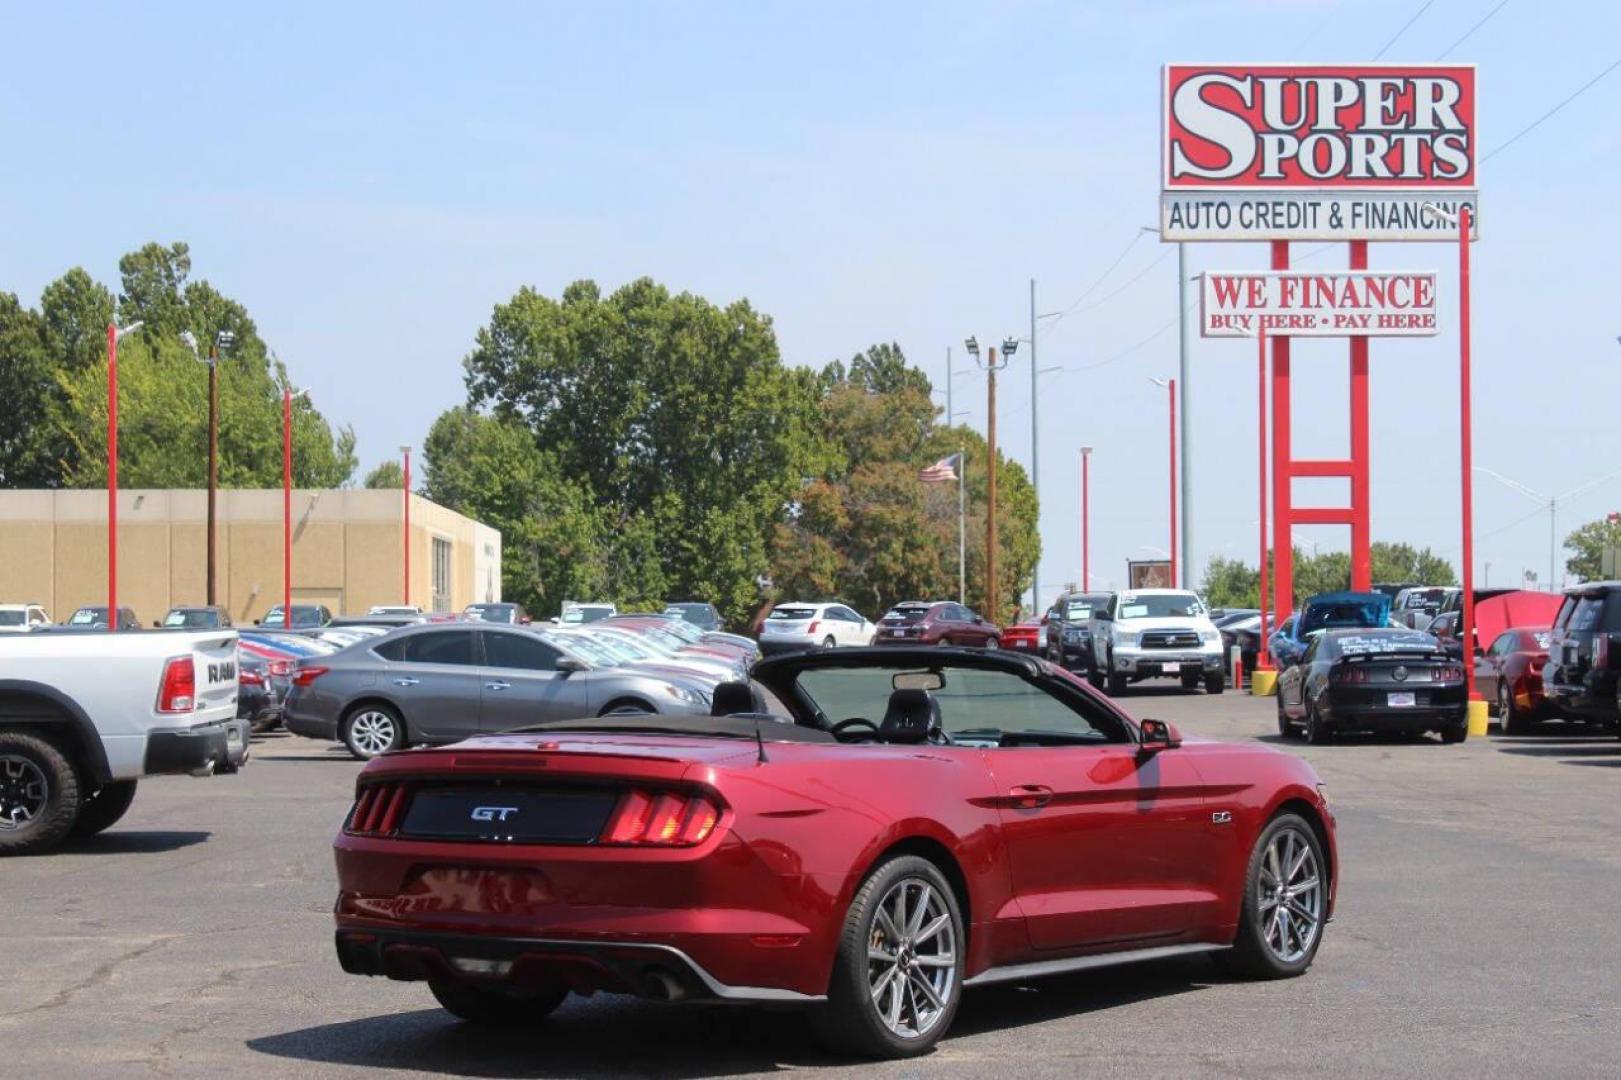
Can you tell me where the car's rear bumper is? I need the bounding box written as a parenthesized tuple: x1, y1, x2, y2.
(1544, 676, 1620, 722)
(756, 637, 820, 655)
(1320, 703, 1467, 731)
(143, 722, 232, 776)
(284, 708, 338, 741)
(333, 927, 824, 1004)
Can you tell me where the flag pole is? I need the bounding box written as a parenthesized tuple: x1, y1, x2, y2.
(958, 445, 967, 605)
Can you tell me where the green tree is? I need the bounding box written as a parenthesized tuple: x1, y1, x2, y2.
(1199, 555, 1261, 609)
(363, 460, 404, 489)
(452, 278, 829, 624)
(1370, 541, 1456, 587)
(1564, 515, 1621, 582)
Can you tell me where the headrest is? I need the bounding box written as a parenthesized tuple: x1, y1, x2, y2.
(711, 680, 758, 716)
(880, 688, 940, 745)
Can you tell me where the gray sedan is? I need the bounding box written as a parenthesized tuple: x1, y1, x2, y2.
(283, 623, 710, 759)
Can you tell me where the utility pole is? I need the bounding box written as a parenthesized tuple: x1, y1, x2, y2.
(945, 346, 952, 429)
(206, 338, 219, 605)
(966, 336, 1016, 621)
(958, 444, 967, 605)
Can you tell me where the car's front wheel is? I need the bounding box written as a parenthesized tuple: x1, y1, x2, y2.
(343, 705, 404, 760)
(1216, 812, 1327, 978)
(1499, 682, 1530, 735)
(429, 979, 567, 1025)
(811, 855, 963, 1058)
(1205, 672, 1225, 695)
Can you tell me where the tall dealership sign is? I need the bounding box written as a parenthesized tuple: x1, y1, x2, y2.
(1159, 62, 1478, 667)
(1161, 64, 1479, 240)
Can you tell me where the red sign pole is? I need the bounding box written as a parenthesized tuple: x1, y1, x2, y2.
(1459, 205, 1480, 703)
(283, 389, 293, 626)
(106, 323, 118, 633)
(1257, 328, 1270, 670)
(1349, 241, 1373, 591)
(1269, 242, 1293, 623)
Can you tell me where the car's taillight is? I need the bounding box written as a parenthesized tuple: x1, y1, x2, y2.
(599, 789, 722, 846)
(240, 670, 265, 687)
(1595, 635, 1610, 669)
(292, 665, 329, 687)
(267, 659, 293, 678)
(1530, 656, 1547, 672)
(1435, 664, 1464, 682)
(346, 781, 411, 836)
(156, 656, 196, 713)
(807, 620, 820, 635)
(1331, 665, 1368, 684)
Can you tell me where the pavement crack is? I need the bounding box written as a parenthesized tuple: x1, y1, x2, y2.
(0, 935, 177, 1020)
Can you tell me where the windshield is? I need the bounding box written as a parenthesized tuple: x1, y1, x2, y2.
(769, 606, 818, 621)
(882, 606, 931, 624)
(588, 630, 659, 661)
(560, 605, 614, 625)
(539, 631, 617, 667)
(1064, 598, 1105, 620)
(792, 665, 1126, 744)
(1332, 631, 1440, 656)
(655, 620, 704, 643)
(1116, 593, 1204, 620)
(577, 631, 640, 663)
(164, 610, 217, 627)
(69, 609, 100, 625)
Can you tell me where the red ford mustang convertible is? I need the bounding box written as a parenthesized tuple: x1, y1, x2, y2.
(332, 647, 1336, 1058)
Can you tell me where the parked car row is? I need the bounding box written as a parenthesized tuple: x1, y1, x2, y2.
(281, 613, 758, 759)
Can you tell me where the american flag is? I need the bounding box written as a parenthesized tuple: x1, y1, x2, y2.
(919, 453, 961, 484)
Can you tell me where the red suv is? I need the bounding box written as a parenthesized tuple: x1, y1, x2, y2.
(873, 601, 1001, 648)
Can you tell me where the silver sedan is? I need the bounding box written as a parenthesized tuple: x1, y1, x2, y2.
(283, 623, 710, 759)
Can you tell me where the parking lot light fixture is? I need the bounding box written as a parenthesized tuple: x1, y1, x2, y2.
(1148, 377, 1177, 588)
(106, 320, 144, 631)
(1080, 447, 1092, 590)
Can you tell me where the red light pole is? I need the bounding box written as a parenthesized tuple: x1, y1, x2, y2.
(1256, 328, 1271, 670)
(1150, 377, 1177, 585)
(1457, 205, 1480, 707)
(401, 445, 412, 607)
(1080, 446, 1092, 589)
(105, 320, 142, 631)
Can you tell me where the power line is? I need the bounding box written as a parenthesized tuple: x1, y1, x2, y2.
(1437, 0, 1511, 59)
(1372, 0, 1436, 59)
(1482, 56, 1621, 163)
(1038, 230, 1146, 335)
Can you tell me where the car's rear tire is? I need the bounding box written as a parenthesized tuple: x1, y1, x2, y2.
(1180, 670, 1201, 691)
(1087, 670, 1105, 691)
(70, 780, 138, 837)
(429, 978, 567, 1025)
(342, 705, 404, 760)
(1440, 721, 1468, 744)
(1498, 683, 1530, 735)
(1275, 694, 1296, 738)
(1205, 672, 1226, 695)
(822, 635, 837, 648)
(0, 731, 81, 855)
(1214, 812, 1327, 979)
(985, 636, 1001, 650)
(811, 854, 963, 1059)
(1304, 700, 1333, 745)
(1106, 672, 1128, 696)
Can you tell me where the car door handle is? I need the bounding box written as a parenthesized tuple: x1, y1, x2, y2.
(485, 681, 510, 691)
(392, 677, 420, 687)
(1009, 784, 1054, 809)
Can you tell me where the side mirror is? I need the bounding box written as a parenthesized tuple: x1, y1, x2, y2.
(556, 656, 588, 674)
(1139, 718, 1182, 752)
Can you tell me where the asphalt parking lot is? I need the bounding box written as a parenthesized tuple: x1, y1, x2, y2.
(2, 689, 1618, 1079)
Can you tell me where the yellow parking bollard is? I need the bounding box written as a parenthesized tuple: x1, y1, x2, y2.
(1251, 669, 1278, 697)
(1466, 698, 1489, 737)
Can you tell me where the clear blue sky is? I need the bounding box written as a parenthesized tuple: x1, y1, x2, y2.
(3, 1, 1617, 606)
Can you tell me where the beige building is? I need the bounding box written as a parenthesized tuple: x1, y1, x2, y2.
(0, 489, 501, 626)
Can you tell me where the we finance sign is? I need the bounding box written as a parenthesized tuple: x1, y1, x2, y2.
(1200, 271, 1439, 337)
(1161, 64, 1478, 241)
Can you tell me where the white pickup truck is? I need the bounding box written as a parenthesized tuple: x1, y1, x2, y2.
(0, 630, 245, 854)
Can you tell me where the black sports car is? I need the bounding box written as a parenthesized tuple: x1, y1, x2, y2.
(1275, 628, 1467, 744)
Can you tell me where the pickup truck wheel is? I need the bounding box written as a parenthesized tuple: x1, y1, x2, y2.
(343, 706, 404, 760)
(0, 732, 81, 855)
(429, 978, 567, 1025)
(1106, 672, 1128, 696)
(71, 780, 138, 837)
(1180, 670, 1201, 690)
(1205, 672, 1226, 695)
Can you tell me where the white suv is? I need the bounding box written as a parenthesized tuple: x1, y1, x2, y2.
(0, 604, 50, 633)
(1089, 589, 1225, 695)
(758, 602, 875, 654)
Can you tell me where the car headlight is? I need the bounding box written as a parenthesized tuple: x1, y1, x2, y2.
(662, 684, 703, 705)
(1113, 629, 1137, 646)
(1201, 629, 1219, 644)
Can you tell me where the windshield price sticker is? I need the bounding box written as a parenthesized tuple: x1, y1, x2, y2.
(1200, 270, 1439, 337)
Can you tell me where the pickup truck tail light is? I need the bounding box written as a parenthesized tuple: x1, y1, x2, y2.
(292, 665, 330, 688)
(239, 670, 265, 687)
(599, 789, 722, 846)
(267, 659, 294, 678)
(156, 656, 196, 713)
(1594, 635, 1610, 670)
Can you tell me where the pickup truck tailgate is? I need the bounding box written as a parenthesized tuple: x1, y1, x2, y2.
(190, 635, 241, 717)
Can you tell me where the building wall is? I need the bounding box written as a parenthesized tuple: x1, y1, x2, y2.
(0, 489, 500, 625)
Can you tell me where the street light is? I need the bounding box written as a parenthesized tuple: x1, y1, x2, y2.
(968, 338, 1015, 622)
(1080, 446, 1093, 590)
(106, 320, 144, 631)
(1154, 374, 1180, 583)
(401, 445, 413, 607)
(282, 384, 311, 628)
(181, 328, 235, 605)
(1143, 224, 1191, 588)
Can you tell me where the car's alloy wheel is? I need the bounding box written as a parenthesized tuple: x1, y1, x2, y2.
(1257, 825, 1325, 964)
(1498, 683, 1527, 735)
(1275, 693, 1294, 738)
(1304, 700, 1332, 745)
(0, 755, 49, 833)
(984, 636, 1000, 650)
(344, 708, 402, 759)
(1216, 813, 1327, 979)
(812, 855, 963, 1058)
(823, 636, 837, 648)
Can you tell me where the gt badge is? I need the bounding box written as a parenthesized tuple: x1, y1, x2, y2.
(471, 806, 519, 822)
